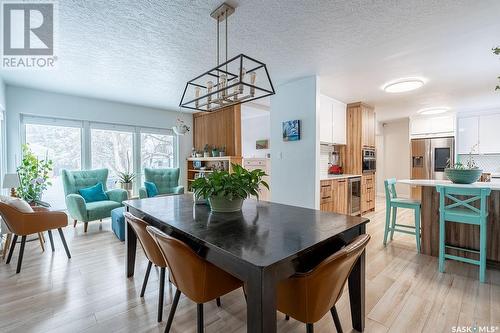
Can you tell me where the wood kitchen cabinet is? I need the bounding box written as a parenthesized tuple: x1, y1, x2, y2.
(319, 178, 348, 214)
(346, 102, 376, 214)
(345, 102, 376, 175)
(362, 106, 376, 148)
(361, 174, 375, 213)
(320, 180, 334, 211)
(334, 179, 348, 214)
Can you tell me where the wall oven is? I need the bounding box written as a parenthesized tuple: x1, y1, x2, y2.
(362, 148, 376, 173)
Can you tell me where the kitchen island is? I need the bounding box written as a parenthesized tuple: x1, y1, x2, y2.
(399, 179, 500, 266)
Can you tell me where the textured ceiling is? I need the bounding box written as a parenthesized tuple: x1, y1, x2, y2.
(1, 0, 499, 121)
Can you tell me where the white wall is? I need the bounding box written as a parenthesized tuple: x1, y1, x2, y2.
(376, 118, 411, 197)
(270, 76, 320, 209)
(241, 113, 270, 158)
(5, 86, 193, 185)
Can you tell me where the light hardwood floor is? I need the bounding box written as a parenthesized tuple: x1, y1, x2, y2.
(1, 196, 499, 333)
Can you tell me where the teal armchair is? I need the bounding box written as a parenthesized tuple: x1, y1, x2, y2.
(62, 169, 128, 232)
(139, 168, 184, 199)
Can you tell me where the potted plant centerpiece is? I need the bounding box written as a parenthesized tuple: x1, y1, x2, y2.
(445, 145, 482, 184)
(16, 144, 53, 207)
(191, 164, 269, 212)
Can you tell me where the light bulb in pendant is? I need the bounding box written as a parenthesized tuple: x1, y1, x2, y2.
(194, 87, 201, 108)
(207, 81, 213, 106)
(239, 68, 246, 94)
(249, 72, 257, 96)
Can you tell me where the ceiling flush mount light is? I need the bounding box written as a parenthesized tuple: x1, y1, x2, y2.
(383, 78, 425, 93)
(179, 3, 275, 112)
(417, 107, 450, 115)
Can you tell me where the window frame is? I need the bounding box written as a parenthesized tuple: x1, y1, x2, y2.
(20, 115, 179, 199)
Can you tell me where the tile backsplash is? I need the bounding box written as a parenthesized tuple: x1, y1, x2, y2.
(320, 145, 343, 177)
(457, 154, 500, 173)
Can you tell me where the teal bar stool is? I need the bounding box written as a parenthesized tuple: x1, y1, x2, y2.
(383, 178, 421, 252)
(436, 185, 491, 283)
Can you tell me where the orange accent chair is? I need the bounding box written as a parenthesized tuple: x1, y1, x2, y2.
(147, 226, 243, 333)
(278, 234, 370, 333)
(0, 203, 71, 273)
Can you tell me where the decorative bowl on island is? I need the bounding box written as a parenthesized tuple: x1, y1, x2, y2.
(444, 168, 482, 184)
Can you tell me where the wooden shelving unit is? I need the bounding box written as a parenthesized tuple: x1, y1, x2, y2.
(186, 156, 242, 192)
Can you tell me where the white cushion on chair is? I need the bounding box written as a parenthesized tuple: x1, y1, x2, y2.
(1, 196, 34, 213)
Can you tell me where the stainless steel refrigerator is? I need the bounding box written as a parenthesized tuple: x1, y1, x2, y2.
(410, 136, 454, 198)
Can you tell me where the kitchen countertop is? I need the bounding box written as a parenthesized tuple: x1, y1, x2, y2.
(398, 179, 500, 191)
(320, 174, 361, 181)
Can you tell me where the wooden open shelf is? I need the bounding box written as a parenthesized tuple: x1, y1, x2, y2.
(186, 156, 242, 192)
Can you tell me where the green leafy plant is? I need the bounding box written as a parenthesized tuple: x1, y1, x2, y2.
(16, 144, 53, 206)
(117, 171, 136, 184)
(494, 47, 500, 90)
(191, 164, 269, 201)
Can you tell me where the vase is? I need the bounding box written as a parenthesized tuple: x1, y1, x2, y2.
(204, 152, 210, 158)
(219, 151, 225, 157)
(208, 197, 244, 212)
(444, 168, 482, 184)
(119, 182, 133, 191)
(212, 150, 219, 157)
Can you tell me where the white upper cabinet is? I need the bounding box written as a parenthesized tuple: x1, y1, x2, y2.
(319, 95, 333, 143)
(457, 116, 479, 154)
(410, 115, 455, 137)
(479, 113, 500, 154)
(331, 98, 347, 145)
(319, 94, 346, 144)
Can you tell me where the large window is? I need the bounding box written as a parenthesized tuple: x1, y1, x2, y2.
(22, 116, 177, 209)
(91, 127, 134, 189)
(24, 121, 82, 210)
(141, 132, 175, 169)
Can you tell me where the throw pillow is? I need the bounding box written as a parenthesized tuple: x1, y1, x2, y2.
(144, 181, 158, 197)
(79, 182, 108, 203)
(4, 197, 34, 213)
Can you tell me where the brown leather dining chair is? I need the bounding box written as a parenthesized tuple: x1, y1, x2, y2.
(277, 234, 370, 333)
(0, 202, 71, 274)
(124, 212, 171, 322)
(146, 225, 243, 333)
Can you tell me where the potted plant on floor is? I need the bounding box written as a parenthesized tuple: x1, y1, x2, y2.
(191, 164, 269, 212)
(117, 171, 136, 191)
(445, 144, 482, 184)
(16, 144, 53, 207)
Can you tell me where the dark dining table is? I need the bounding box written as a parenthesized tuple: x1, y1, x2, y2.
(124, 194, 369, 333)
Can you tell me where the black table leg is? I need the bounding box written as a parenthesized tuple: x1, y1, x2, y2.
(125, 211, 137, 277)
(348, 226, 366, 332)
(246, 268, 277, 333)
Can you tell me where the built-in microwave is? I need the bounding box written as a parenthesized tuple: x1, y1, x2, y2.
(362, 148, 376, 173)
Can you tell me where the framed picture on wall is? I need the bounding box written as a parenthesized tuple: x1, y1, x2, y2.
(256, 139, 269, 150)
(282, 120, 300, 141)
